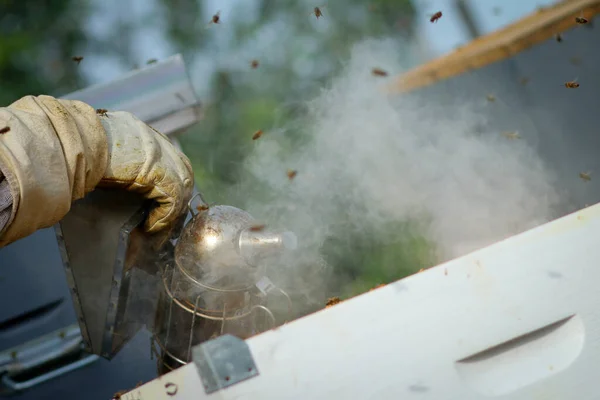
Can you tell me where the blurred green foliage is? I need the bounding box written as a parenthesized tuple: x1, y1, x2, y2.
(0, 0, 91, 104)
(323, 219, 437, 299)
(0, 0, 436, 309)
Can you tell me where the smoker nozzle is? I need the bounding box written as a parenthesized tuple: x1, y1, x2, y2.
(238, 229, 298, 267)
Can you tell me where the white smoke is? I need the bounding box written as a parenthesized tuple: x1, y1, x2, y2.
(232, 38, 562, 309)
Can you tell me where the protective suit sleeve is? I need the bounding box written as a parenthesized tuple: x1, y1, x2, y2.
(0, 173, 12, 233)
(0, 95, 195, 249)
(0, 95, 109, 247)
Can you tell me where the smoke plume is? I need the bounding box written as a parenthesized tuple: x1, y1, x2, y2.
(232, 39, 563, 312)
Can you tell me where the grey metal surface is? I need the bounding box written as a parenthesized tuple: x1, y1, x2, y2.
(404, 22, 600, 215)
(192, 334, 259, 394)
(0, 324, 99, 395)
(55, 188, 149, 359)
(0, 330, 158, 400)
(0, 229, 77, 352)
(60, 54, 202, 136)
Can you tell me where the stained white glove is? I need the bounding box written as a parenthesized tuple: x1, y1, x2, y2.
(0, 95, 194, 248)
(97, 111, 194, 236)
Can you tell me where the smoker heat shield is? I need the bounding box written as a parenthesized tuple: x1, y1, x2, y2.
(54, 53, 202, 360)
(54, 188, 163, 359)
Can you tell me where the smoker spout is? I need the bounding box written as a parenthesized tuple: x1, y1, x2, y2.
(238, 229, 298, 267)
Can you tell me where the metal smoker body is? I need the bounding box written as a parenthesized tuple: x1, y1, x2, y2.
(55, 185, 296, 376)
(153, 195, 295, 374)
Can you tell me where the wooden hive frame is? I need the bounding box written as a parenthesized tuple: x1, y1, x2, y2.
(388, 0, 600, 94)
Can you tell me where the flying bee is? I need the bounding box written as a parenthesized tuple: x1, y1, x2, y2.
(96, 109, 109, 117)
(555, 33, 563, 42)
(486, 94, 496, 102)
(325, 297, 341, 307)
(580, 171, 592, 182)
(371, 67, 388, 77)
(196, 204, 209, 212)
(252, 130, 263, 140)
(211, 11, 221, 24)
(502, 131, 521, 140)
(146, 59, 158, 65)
(113, 390, 127, 400)
(287, 169, 298, 180)
(249, 224, 266, 232)
(72, 56, 84, 65)
(310, 6, 326, 19)
(430, 11, 442, 23)
(250, 59, 259, 69)
(575, 16, 588, 24)
(565, 79, 579, 88)
(519, 77, 530, 86)
(570, 57, 581, 66)
(0, 126, 10, 134)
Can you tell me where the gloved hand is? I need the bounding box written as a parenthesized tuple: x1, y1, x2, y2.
(97, 110, 194, 246)
(0, 95, 194, 248)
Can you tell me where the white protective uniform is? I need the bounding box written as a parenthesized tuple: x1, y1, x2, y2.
(0, 95, 194, 248)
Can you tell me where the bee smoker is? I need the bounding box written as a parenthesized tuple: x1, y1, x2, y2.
(55, 188, 295, 377)
(152, 194, 297, 375)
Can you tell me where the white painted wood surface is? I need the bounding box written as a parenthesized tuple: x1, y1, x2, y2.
(124, 203, 600, 400)
(61, 54, 202, 137)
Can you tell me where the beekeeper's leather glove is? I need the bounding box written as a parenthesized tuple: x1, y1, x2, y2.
(0, 95, 194, 248)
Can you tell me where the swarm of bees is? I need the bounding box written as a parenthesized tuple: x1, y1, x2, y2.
(252, 130, 263, 140)
(0, 126, 10, 134)
(72, 56, 84, 65)
(430, 11, 442, 23)
(371, 67, 388, 77)
(565, 79, 579, 88)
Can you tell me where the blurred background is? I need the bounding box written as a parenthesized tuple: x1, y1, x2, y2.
(0, 0, 563, 301)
